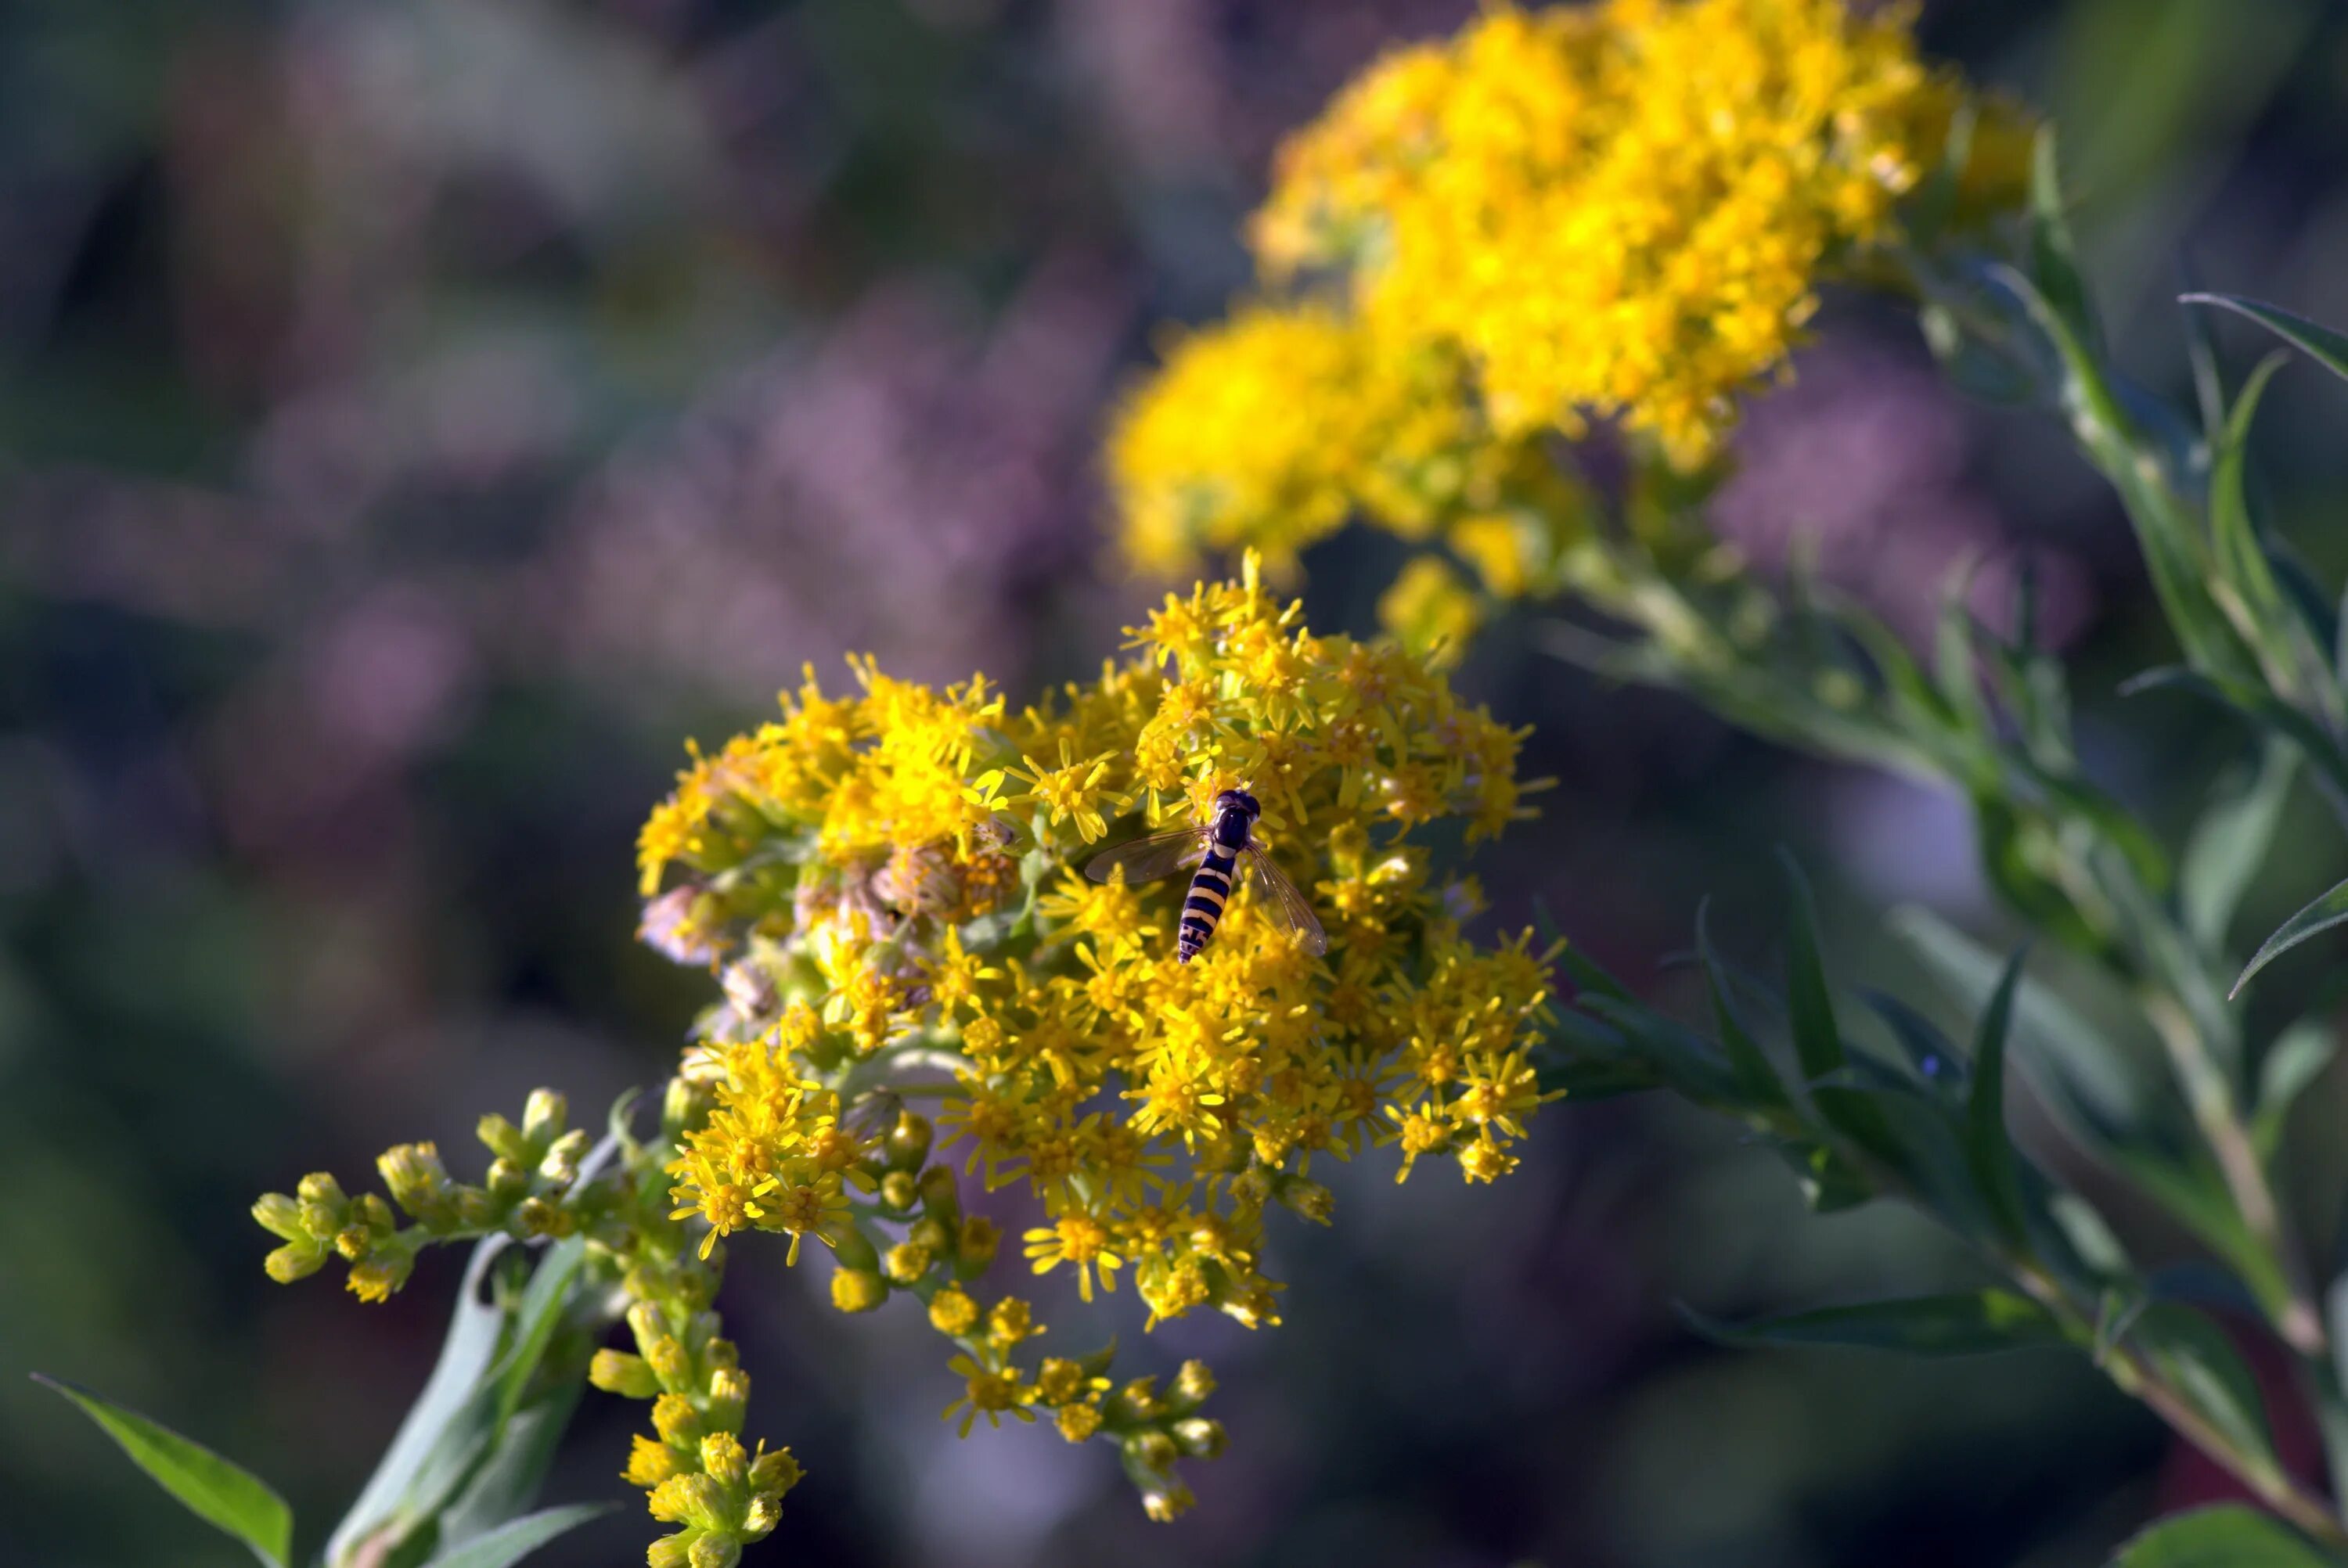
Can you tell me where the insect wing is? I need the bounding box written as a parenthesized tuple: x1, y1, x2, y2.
(1244, 843, 1329, 955)
(1084, 825, 1208, 885)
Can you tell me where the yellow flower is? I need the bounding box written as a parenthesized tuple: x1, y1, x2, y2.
(942, 1354, 1035, 1438)
(1024, 1213, 1125, 1303)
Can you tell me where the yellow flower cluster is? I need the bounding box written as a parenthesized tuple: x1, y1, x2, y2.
(639, 556, 1557, 1509)
(1110, 0, 2031, 625)
(261, 559, 1558, 1557)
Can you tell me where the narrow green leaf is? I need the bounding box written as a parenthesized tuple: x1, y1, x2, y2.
(34, 1375, 293, 1567)
(2207, 353, 2291, 613)
(1777, 851, 1844, 1084)
(1695, 900, 1787, 1107)
(2181, 742, 2298, 951)
(2029, 128, 2102, 357)
(2182, 293, 2348, 384)
(1680, 1289, 2069, 1356)
(1778, 852, 1898, 1162)
(419, 1503, 612, 1568)
(2108, 1503, 2333, 1567)
(1892, 906, 2150, 1138)
(2129, 1304, 2278, 1471)
(492, 1237, 589, 1426)
(2251, 1020, 2336, 1161)
(326, 1239, 510, 1567)
(2178, 264, 2228, 450)
(1967, 948, 2032, 1245)
(2233, 873, 2348, 998)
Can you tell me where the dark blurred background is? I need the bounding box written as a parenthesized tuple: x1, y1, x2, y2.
(9, 2, 2348, 1564)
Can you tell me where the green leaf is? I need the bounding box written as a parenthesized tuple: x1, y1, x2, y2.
(1967, 948, 2032, 1245)
(1777, 852, 1898, 1162)
(1695, 899, 1788, 1107)
(2029, 128, 2102, 358)
(2233, 873, 2348, 998)
(2108, 1504, 2335, 1567)
(492, 1237, 589, 1426)
(2251, 1020, 2336, 1161)
(34, 1374, 293, 1567)
(419, 1504, 612, 1568)
(2207, 353, 2292, 613)
(2182, 293, 2348, 384)
(2129, 1304, 2278, 1472)
(1680, 1289, 2070, 1356)
(1892, 906, 2151, 1140)
(327, 1240, 512, 1567)
(2182, 742, 2298, 951)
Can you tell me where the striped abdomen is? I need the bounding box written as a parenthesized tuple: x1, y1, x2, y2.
(1177, 806, 1254, 963)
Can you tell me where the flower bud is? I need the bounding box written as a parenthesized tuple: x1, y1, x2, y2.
(917, 1163, 960, 1220)
(477, 1113, 528, 1165)
(689, 1534, 741, 1568)
(484, 1156, 528, 1203)
(1141, 1482, 1194, 1523)
(956, 1214, 1001, 1272)
(830, 1268, 887, 1314)
(927, 1285, 979, 1335)
(882, 1242, 932, 1284)
(1124, 1430, 1178, 1473)
(264, 1241, 326, 1283)
(295, 1171, 347, 1208)
(699, 1433, 748, 1487)
(705, 1368, 750, 1433)
(647, 1534, 693, 1568)
(1172, 1359, 1215, 1405)
(885, 1111, 932, 1171)
(521, 1088, 567, 1144)
(590, 1350, 661, 1400)
(538, 1129, 589, 1185)
(628, 1434, 686, 1489)
(652, 1392, 700, 1446)
(1057, 1403, 1103, 1442)
(747, 1445, 802, 1496)
(252, 1192, 306, 1241)
(906, 1216, 950, 1255)
(377, 1143, 455, 1226)
(333, 1225, 373, 1262)
(646, 1336, 693, 1391)
(1113, 1377, 1161, 1424)
(830, 1221, 878, 1271)
(1172, 1417, 1226, 1459)
(1275, 1178, 1334, 1225)
(345, 1249, 412, 1303)
(664, 1076, 715, 1137)
(741, 1494, 780, 1534)
(628, 1300, 670, 1358)
(878, 1171, 918, 1211)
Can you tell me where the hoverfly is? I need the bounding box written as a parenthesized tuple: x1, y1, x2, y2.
(1083, 789, 1328, 963)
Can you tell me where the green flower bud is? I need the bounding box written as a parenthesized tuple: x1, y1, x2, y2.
(264, 1241, 326, 1283)
(1172, 1359, 1215, 1405)
(906, 1216, 950, 1255)
(748, 1446, 803, 1496)
(521, 1088, 568, 1144)
(705, 1368, 750, 1433)
(1172, 1417, 1226, 1459)
(881, 1242, 932, 1285)
(589, 1350, 661, 1400)
(477, 1113, 528, 1165)
(878, 1171, 918, 1211)
(1124, 1429, 1178, 1473)
(251, 1192, 306, 1242)
(916, 1163, 960, 1222)
(884, 1111, 933, 1170)
(689, 1534, 741, 1568)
